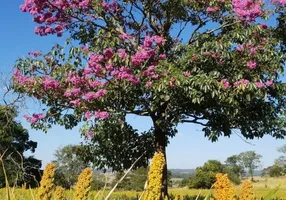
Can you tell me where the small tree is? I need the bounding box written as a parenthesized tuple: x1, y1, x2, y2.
(239, 151, 262, 181)
(13, 0, 286, 196)
(189, 160, 225, 189)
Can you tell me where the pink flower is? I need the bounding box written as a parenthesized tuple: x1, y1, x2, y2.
(70, 99, 81, 106)
(43, 77, 60, 90)
(117, 49, 128, 60)
(221, 79, 230, 89)
(84, 111, 93, 119)
(206, 6, 220, 13)
(232, 0, 263, 21)
(70, 87, 81, 96)
(143, 36, 153, 48)
(95, 89, 107, 99)
(247, 60, 257, 69)
(159, 54, 167, 60)
(24, 113, 45, 123)
(95, 111, 109, 119)
(183, 71, 191, 77)
(260, 23, 268, 29)
(255, 81, 265, 88)
(103, 48, 114, 59)
(234, 79, 249, 87)
(266, 80, 274, 87)
(28, 51, 42, 57)
(145, 81, 152, 87)
(236, 45, 244, 51)
(249, 47, 257, 56)
(64, 90, 72, 97)
(153, 35, 165, 46)
(86, 131, 94, 139)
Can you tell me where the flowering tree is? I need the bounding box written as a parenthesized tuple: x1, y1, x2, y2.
(13, 0, 286, 196)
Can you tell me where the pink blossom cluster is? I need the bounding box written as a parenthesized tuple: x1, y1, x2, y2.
(206, 6, 220, 13)
(24, 113, 45, 123)
(142, 65, 159, 79)
(13, 70, 35, 85)
(111, 67, 140, 84)
(20, 0, 90, 36)
(95, 111, 109, 119)
(102, 1, 122, 14)
(84, 110, 109, 120)
(84, 89, 107, 101)
(221, 79, 230, 89)
(43, 76, 60, 90)
(232, 0, 263, 21)
(28, 51, 42, 57)
(247, 60, 257, 69)
(234, 79, 250, 86)
(64, 87, 82, 97)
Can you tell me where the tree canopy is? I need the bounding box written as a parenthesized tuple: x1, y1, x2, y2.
(0, 105, 41, 188)
(12, 0, 286, 195)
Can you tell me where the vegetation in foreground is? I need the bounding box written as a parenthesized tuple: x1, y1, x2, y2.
(1, 162, 286, 200)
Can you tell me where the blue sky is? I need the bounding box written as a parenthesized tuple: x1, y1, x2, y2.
(0, 1, 285, 170)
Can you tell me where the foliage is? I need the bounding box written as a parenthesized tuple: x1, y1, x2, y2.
(52, 145, 90, 189)
(225, 155, 245, 177)
(13, 0, 286, 194)
(0, 105, 41, 188)
(275, 144, 286, 167)
(239, 151, 262, 180)
(263, 165, 285, 177)
(189, 160, 240, 189)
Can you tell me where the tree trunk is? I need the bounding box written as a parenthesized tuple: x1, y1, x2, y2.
(154, 127, 168, 198)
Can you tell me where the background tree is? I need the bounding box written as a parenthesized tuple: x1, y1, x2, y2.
(0, 105, 41, 188)
(52, 145, 89, 189)
(225, 155, 245, 177)
(275, 145, 286, 167)
(189, 159, 242, 189)
(14, 0, 286, 196)
(239, 151, 262, 181)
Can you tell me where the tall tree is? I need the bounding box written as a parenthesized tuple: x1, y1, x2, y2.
(52, 145, 89, 189)
(13, 0, 286, 196)
(0, 105, 41, 188)
(225, 155, 245, 177)
(239, 151, 262, 181)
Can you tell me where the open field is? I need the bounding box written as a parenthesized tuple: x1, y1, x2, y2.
(1, 187, 286, 200)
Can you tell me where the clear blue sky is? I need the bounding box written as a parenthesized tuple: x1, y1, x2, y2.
(0, 1, 285, 170)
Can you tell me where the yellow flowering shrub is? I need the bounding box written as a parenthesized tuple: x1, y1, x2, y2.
(239, 179, 255, 200)
(54, 186, 65, 200)
(213, 173, 236, 200)
(74, 167, 93, 200)
(143, 151, 165, 200)
(36, 163, 56, 200)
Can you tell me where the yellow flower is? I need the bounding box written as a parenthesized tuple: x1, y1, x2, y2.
(213, 173, 236, 200)
(74, 167, 93, 200)
(36, 163, 56, 200)
(54, 186, 65, 200)
(143, 151, 166, 200)
(239, 179, 255, 200)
